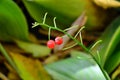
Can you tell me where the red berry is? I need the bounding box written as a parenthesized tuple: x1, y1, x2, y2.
(47, 40, 55, 49)
(55, 36, 63, 45)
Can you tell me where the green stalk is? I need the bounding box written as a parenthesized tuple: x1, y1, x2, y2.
(48, 27, 51, 40)
(40, 23, 89, 52)
(39, 23, 110, 80)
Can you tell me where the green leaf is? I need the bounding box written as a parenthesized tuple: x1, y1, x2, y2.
(70, 50, 91, 59)
(104, 43, 120, 74)
(22, 0, 107, 29)
(45, 52, 107, 80)
(0, 0, 29, 41)
(92, 16, 120, 67)
(15, 40, 50, 57)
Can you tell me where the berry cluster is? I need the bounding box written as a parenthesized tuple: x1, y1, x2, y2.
(47, 36, 63, 49)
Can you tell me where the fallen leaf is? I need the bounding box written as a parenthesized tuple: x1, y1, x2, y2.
(10, 52, 51, 80)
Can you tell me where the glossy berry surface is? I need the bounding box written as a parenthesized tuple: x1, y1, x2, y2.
(55, 36, 63, 45)
(47, 40, 55, 49)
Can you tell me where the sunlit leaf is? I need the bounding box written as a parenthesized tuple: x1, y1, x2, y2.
(45, 51, 107, 80)
(10, 52, 51, 80)
(0, 0, 29, 41)
(15, 40, 50, 57)
(93, 0, 120, 9)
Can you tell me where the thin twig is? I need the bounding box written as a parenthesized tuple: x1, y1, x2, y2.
(62, 43, 78, 50)
(63, 25, 78, 31)
(53, 17, 57, 28)
(74, 26, 85, 38)
(48, 28, 51, 40)
(43, 12, 48, 24)
(90, 40, 102, 50)
(0, 72, 9, 80)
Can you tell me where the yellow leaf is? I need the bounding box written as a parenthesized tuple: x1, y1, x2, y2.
(4, 62, 21, 80)
(93, 0, 120, 9)
(10, 52, 51, 80)
(112, 66, 120, 80)
(8, 72, 21, 80)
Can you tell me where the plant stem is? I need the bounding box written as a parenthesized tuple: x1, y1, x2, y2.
(40, 23, 89, 52)
(48, 27, 51, 40)
(39, 23, 110, 80)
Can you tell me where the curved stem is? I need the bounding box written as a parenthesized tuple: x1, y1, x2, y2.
(79, 32, 83, 45)
(48, 27, 51, 40)
(40, 23, 89, 52)
(43, 12, 48, 24)
(39, 23, 110, 80)
(62, 43, 77, 50)
(53, 17, 57, 28)
(90, 40, 102, 51)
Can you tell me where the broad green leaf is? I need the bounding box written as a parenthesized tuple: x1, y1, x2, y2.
(45, 52, 107, 80)
(70, 50, 91, 59)
(10, 52, 51, 80)
(104, 43, 120, 74)
(92, 16, 120, 67)
(22, 0, 107, 29)
(0, 0, 29, 41)
(15, 40, 50, 57)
